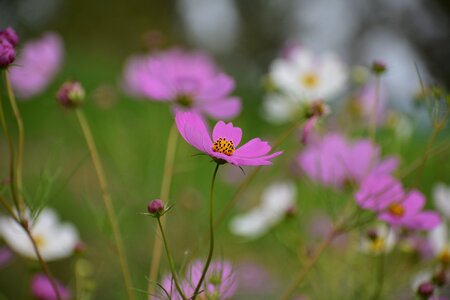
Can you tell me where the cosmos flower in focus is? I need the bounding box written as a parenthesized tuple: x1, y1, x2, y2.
(298, 133, 397, 188)
(230, 181, 296, 239)
(0, 208, 79, 261)
(263, 46, 347, 123)
(359, 224, 396, 255)
(123, 48, 241, 120)
(175, 111, 282, 166)
(9, 32, 64, 99)
(31, 273, 71, 300)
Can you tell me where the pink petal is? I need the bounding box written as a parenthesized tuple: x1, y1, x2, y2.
(355, 175, 404, 211)
(175, 112, 212, 153)
(402, 190, 426, 217)
(233, 151, 283, 166)
(403, 212, 441, 230)
(198, 97, 242, 120)
(212, 121, 242, 146)
(234, 138, 271, 158)
(371, 156, 399, 176)
(196, 73, 235, 101)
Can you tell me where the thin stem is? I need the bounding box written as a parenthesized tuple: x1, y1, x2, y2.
(23, 223, 62, 300)
(370, 244, 386, 300)
(280, 229, 338, 300)
(0, 78, 21, 216)
(192, 163, 220, 300)
(413, 125, 440, 187)
(156, 217, 188, 300)
(369, 76, 381, 141)
(75, 109, 135, 300)
(214, 119, 301, 228)
(3, 70, 25, 214)
(148, 122, 178, 294)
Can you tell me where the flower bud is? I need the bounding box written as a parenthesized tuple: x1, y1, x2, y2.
(417, 282, 434, 299)
(371, 61, 387, 75)
(0, 39, 15, 68)
(432, 270, 446, 287)
(56, 81, 85, 108)
(0, 27, 19, 47)
(147, 199, 164, 215)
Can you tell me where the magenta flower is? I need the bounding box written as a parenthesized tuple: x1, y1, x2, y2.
(175, 111, 282, 166)
(31, 274, 71, 300)
(123, 48, 241, 120)
(186, 260, 237, 299)
(9, 32, 63, 99)
(378, 190, 441, 231)
(355, 174, 404, 211)
(298, 133, 397, 188)
(150, 274, 192, 300)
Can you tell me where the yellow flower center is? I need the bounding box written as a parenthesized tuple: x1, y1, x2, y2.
(33, 234, 46, 249)
(370, 238, 385, 253)
(302, 73, 319, 89)
(388, 203, 405, 218)
(212, 138, 235, 156)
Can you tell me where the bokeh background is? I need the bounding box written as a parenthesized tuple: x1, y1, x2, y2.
(1, 0, 450, 299)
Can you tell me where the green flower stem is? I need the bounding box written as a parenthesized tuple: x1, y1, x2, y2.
(413, 124, 440, 187)
(369, 75, 381, 141)
(156, 217, 188, 300)
(214, 119, 302, 228)
(0, 74, 22, 217)
(192, 163, 220, 300)
(23, 221, 62, 300)
(75, 109, 135, 300)
(3, 70, 25, 214)
(280, 228, 339, 300)
(148, 122, 178, 294)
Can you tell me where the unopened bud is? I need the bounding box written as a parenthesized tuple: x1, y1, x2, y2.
(0, 27, 19, 47)
(56, 81, 85, 108)
(0, 39, 15, 68)
(417, 282, 434, 299)
(371, 61, 386, 75)
(147, 199, 164, 216)
(432, 270, 446, 287)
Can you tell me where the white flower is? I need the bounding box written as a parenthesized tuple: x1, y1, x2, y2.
(0, 208, 79, 261)
(433, 183, 450, 220)
(359, 224, 396, 255)
(229, 182, 296, 239)
(263, 46, 347, 123)
(429, 223, 450, 264)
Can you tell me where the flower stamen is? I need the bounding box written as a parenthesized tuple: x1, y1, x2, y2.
(212, 138, 235, 156)
(302, 72, 319, 89)
(388, 203, 405, 218)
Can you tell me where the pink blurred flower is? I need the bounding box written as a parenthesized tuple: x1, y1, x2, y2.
(31, 274, 71, 300)
(378, 190, 441, 231)
(186, 260, 237, 299)
(235, 261, 274, 295)
(354, 82, 387, 126)
(0, 27, 19, 47)
(123, 48, 241, 120)
(150, 274, 192, 300)
(9, 32, 63, 99)
(355, 174, 404, 211)
(0, 246, 13, 268)
(175, 111, 282, 166)
(298, 133, 397, 188)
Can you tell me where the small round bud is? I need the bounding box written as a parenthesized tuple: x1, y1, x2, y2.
(417, 282, 434, 298)
(0, 27, 19, 47)
(371, 61, 387, 75)
(56, 81, 85, 108)
(367, 229, 379, 241)
(147, 199, 164, 215)
(74, 241, 86, 254)
(0, 39, 15, 68)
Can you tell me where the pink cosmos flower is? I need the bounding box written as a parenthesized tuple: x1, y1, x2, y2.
(298, 133, 397, 188)
(356, 174, 440, 230)
(353, 82, 387, 126)
(31, 274, 71, 300)
(150, 274, 193, 300)
(175, 111, 282, 166)
(378, 190, 441, 231)
(186, 260, 237, 299)
(123, 48, 241, 120)
(9, 32, 63, 99)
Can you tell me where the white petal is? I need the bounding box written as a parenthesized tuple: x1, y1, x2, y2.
(428, 223, 447, 254)
(229, 209, 270, 239)
(262, 94, 296, 124)
(433, 183, 450, 219)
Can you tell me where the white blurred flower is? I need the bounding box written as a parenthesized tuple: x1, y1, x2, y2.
(264, 46, 347, 123)
(429, 223, 450, 264)
(229, 182, 296, 239)
(359, 224, 396, 255)
(0, 208, 79, 261)
(433, 183, 450, 220)
(394, 115, 413, 142)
